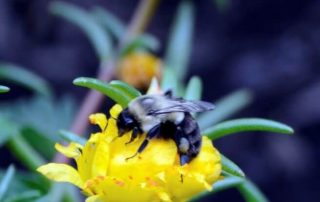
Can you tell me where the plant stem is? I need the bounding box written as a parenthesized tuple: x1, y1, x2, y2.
(7, 135, 46, 170)
(53, 0, 161, 163)
(122, 0, 161, 46)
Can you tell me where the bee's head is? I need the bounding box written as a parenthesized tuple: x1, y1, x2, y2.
(117, 108, 137, 135)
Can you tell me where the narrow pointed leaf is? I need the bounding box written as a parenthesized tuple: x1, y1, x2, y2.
(92, 7, 160, 53)
(0, 64, 51, 96)
(73, 77, 131, 107)
(59, 130, 86, 146)
(7, 135, 46, 170)
(0, 118, 19, 146)
(164, 1, 194, 81)
(161, 68, 178, 92)
(189, 176, 244, 202)
(221, 154, 245, 177)
(0, 165, 15, 201)
(50, 1, 112, 61)
(203, 118, 294, 140)
(21, 127, 56, 160)
(0, 85, 9, 93)
(91, 6, 125, 39)
(184, 76, 202, 100)
(1, 95, 76, 146)
(120, 34, 160, 56)
(238, 179, 269, 202)
(213, 176, 244, 193)
(110, 80, 141, 100)
(198, 89, 253, 130)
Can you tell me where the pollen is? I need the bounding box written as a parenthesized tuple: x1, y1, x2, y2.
(113, 179, 125, 187)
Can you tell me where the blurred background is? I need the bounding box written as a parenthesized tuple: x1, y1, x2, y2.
(1, 0, 319, 201)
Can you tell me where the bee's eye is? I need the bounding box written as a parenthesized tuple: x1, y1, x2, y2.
(141, 97, 154, 106)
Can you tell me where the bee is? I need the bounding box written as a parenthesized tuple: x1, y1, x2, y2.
(116, 90, 215, 165)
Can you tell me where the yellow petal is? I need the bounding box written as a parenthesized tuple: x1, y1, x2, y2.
(160, 137, 221, 201)
(102, 118, 118, 142)
(157, 191, 171, 202)
(37, 163, 83, 188)
(89, 113, 107, 131)
(108, 134, 177, 182)
(91, 138, 110, 177)
(55, 142, 83, 158)
(110, 104, 122, 119)
(84, 176, 159, 202)
(188, 137, 221, 179)
(85, 195, 101, 202)
(76, 133, 100, 181)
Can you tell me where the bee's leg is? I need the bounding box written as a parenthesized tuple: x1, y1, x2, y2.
(180, 154, 190, 166)
(174, 127, 191, 166)
(126, 125, 160, 160)
(125, 127, 140, 145)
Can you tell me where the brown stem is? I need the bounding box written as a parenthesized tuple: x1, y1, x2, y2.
(122, 0, 161, 46)
(53, 0, 161, 163)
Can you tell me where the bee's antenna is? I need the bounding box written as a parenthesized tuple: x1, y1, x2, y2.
(180, 174, 184, 183)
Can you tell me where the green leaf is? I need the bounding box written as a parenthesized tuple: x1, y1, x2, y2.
(203, 118, 294, 140)
(92, 7, 160, 54)
(7, 134, 46, 170)
(4, 190, 41, 202)
(184, 76, 202, 100)
(21, 127, 56, 160)
(164, 1, 194, 81)
(110, 80, 141, 100)
(213, 175, 244, 193)
(0, 96, 76, 143)
(91, 6, 126, 40)
(73, 77, 131, 107)
(50, 1, 112, 61)
(0, 165, 15, 201)
(0, 64, 51, 96)
(0, 96, 76, 162)
(0, 85, 9, 93)
(238, 179, 269, 202)
(0, 118, 19, 147)
(161, 68, 179, 94)
(59, 130, 86, 146)
(189, 176, 244, 202)
(221, 154, 245, 177)
(120, 34, 160, 56)
(0, 170, 49, 202)
(35, 183, 77, 202)
(198, 89, 253, 130)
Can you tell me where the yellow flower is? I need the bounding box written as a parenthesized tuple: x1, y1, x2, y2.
(37, 105, 221, 202)
(117, 52, 162, 90)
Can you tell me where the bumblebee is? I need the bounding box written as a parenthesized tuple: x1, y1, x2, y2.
(116, 90, 214, 165)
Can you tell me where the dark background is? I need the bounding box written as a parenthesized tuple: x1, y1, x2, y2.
(1, 0, 319, 201)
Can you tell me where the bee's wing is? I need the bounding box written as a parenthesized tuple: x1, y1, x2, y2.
(148, 99, 215, 115)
